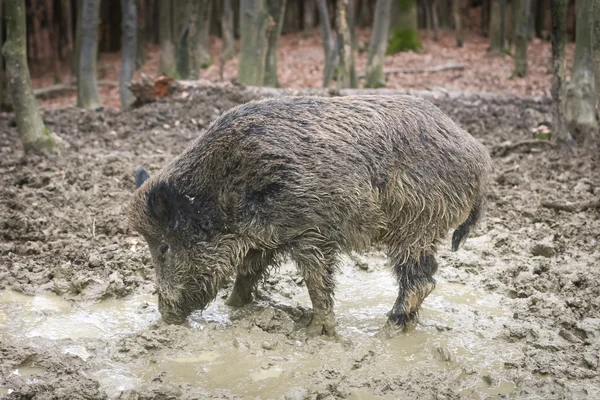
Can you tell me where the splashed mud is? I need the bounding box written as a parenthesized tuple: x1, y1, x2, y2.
(1, 84, 599, 399)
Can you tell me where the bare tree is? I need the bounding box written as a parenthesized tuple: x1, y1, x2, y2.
(159, 0, 175, 76)
(0, 0, 10, 110)
(221, 0, 235, 61)
(513, 0, 531, 77)
(317, 0, 337, 87)
(453, 0, 463, 47)
(593, 0, 600, 110)
(72, 0, 83, 78)
(365, 0, 392, 88)
(303, 0, 316, 34)
(565, 0, 598, 141)
(387, 0, 421, 54)
(189, 0, 213, 76)
(488, 0, 504, 55)
(238, 0, 269, 85)
(77, 0, 101, 109)
(120, 0, 137, 110)
(550, 0, 574, 145)
(264, 0, 287, 87)
(2, 0, 62, 152)
(336, 0, 357, 88)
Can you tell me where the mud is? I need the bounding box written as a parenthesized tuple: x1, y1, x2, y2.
(1, 83, 599, 399)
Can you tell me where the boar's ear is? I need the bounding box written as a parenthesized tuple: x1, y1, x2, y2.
(135, 168, 150, 188)
(146, 182, 181, 229)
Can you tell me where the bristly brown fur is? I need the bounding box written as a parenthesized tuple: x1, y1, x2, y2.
(127, 95, 492, 333)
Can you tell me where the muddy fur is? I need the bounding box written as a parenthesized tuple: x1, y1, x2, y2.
(128, 95, 492, 333)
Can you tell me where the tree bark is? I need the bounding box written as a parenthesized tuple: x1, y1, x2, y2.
(0, 0, 10, 109)
(188, 0, 213, 77)
(264, 0, 286, 87)
(159, 0, 175, 76)
(316, 0, 336, 87)
(120, 0, 137, 110)
(72, 0, 83, 78)
(77, 0, 102, 109)
(61, 0, 74, 61)
(238, 0, 269, 85)
(431, 0, 439, 41)
(2, 0, 62, 152)
(514, 0, 531, 77)
(593, 0, 600, 111)
(221, 0, 235, 61)
(565, 0, 598, 141)
(365, 0, 392, 88)
(44, 0, 60, 82)
(550, 0, 574, 145)
(387, 0, 421, 54)
(336, 0, 357, 88)
(488, 0, 504, 54)
(453, 0, 463, 47)
(136, 0, 147, 69)
(535, 0, 547, 38)
(303, 0, 316, 33)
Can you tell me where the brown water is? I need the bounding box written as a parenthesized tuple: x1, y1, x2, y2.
(0, 256, 520, 399)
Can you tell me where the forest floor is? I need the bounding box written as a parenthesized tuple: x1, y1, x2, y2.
(1, 80, 599, 399)
(31, 28, 574, 111)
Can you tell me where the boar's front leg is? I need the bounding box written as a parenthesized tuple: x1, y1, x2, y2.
(292, 246, 338, 337)
(226, 249, 274, 308)
(388, 251, 438, 328)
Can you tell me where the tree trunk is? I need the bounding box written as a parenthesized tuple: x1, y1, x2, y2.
(488, 0, 504, 55)
(453, 0, 463, 46)
(264, 0, 286, 87)
(61, 0, 74, 61)
(317, 0, 337, 87)
(159, 0, 175, 76)
(347, 0, 357, 49)
(565, 0, 598, 141)
(387, 0, 421, 54)
(365, 0, 392, 88)
(136, 0, 147, 69)
(535, 0, 547, 38)
(593, 0, 600, 110)
(72, 0, 83, 78)
(431, 0, 439, 41)
(77, 0, 102, 109)
(44, 0, 60, 82)
(482, 0, 490, 36)
(221, 0, 235, 61)
(550, 0, 574, 145)
(238, 0, 269, 85)
(283, 0, 300, 33)
(120, 0, 137, 110)
(303, 0, 316, 33)
(2, 0, 62, 152)
(336, 0, 357, 88)
(514, 0, 530, 77)
(189, 0, 212, 76)
(0, 0, 10, 109)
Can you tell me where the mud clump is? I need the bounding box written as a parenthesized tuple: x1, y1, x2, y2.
(1, 83, 600, 399)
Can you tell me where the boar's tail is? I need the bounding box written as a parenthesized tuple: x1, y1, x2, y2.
(451, 197, 483, 252)
(135, 168, 150, 188)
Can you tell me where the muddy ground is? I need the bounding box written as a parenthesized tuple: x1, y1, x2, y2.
(1, 84, 599, 400)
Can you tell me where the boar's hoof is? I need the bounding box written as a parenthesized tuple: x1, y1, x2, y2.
(225, 292, 253, 308)
(306, 312, 336, 337)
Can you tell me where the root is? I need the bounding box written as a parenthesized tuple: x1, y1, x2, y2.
(541, 199, 600, 212)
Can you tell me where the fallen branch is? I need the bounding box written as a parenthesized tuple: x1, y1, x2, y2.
(34, 80, 117, 98)
(492, 140, 555, 157)
(541, 200, 600, 212)
(373, 62, 466, 78)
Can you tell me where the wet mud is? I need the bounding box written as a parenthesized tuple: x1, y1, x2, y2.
(1, 84, 599, 399)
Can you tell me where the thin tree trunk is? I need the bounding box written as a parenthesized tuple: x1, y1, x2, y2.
(317, 0, 337, 87)
(336, 0, 357, 88)
(365, 0, 392, 88)
(264, 0, 286, 87)
(238, 0, 269, 85)
(347, 0, 357, 49)
(431, 0, 439, 41)
(77, 0, 101, 109)
(136, 0, 147, 69)
(535, 0, 547, 38)
(189, 0, 212, 76)
(221, 0, 235, 61)
(387, 0, 421, 54)
(303, 0, 316, 34)
(72, 0, 82, 79)
(0, 0, 10, 109)
(550, 0, 574, 145)
(565, 0, 598, 141)
(44, 0, 60, 83)
(61, 0, 74, 61)
(2, 0, 62, 152)
(453, 0, 463, 46)
(514, 0, 530, 77)
(482, 0, 490, 36)
(593, 0, 600, 110)
(159, 0, 175, 76)
(120, 0, 137, 110)
(488, 0, 504, 54)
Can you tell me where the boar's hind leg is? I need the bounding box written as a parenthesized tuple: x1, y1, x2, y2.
(226, 249, 275, 308)
(388, 251, 438, 327)
(293, 248, 338, 337)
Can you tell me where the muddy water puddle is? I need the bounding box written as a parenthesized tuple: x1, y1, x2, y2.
(0, 258, 520, 399)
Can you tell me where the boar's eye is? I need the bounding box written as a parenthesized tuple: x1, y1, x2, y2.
(159, 243, 169, 255)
